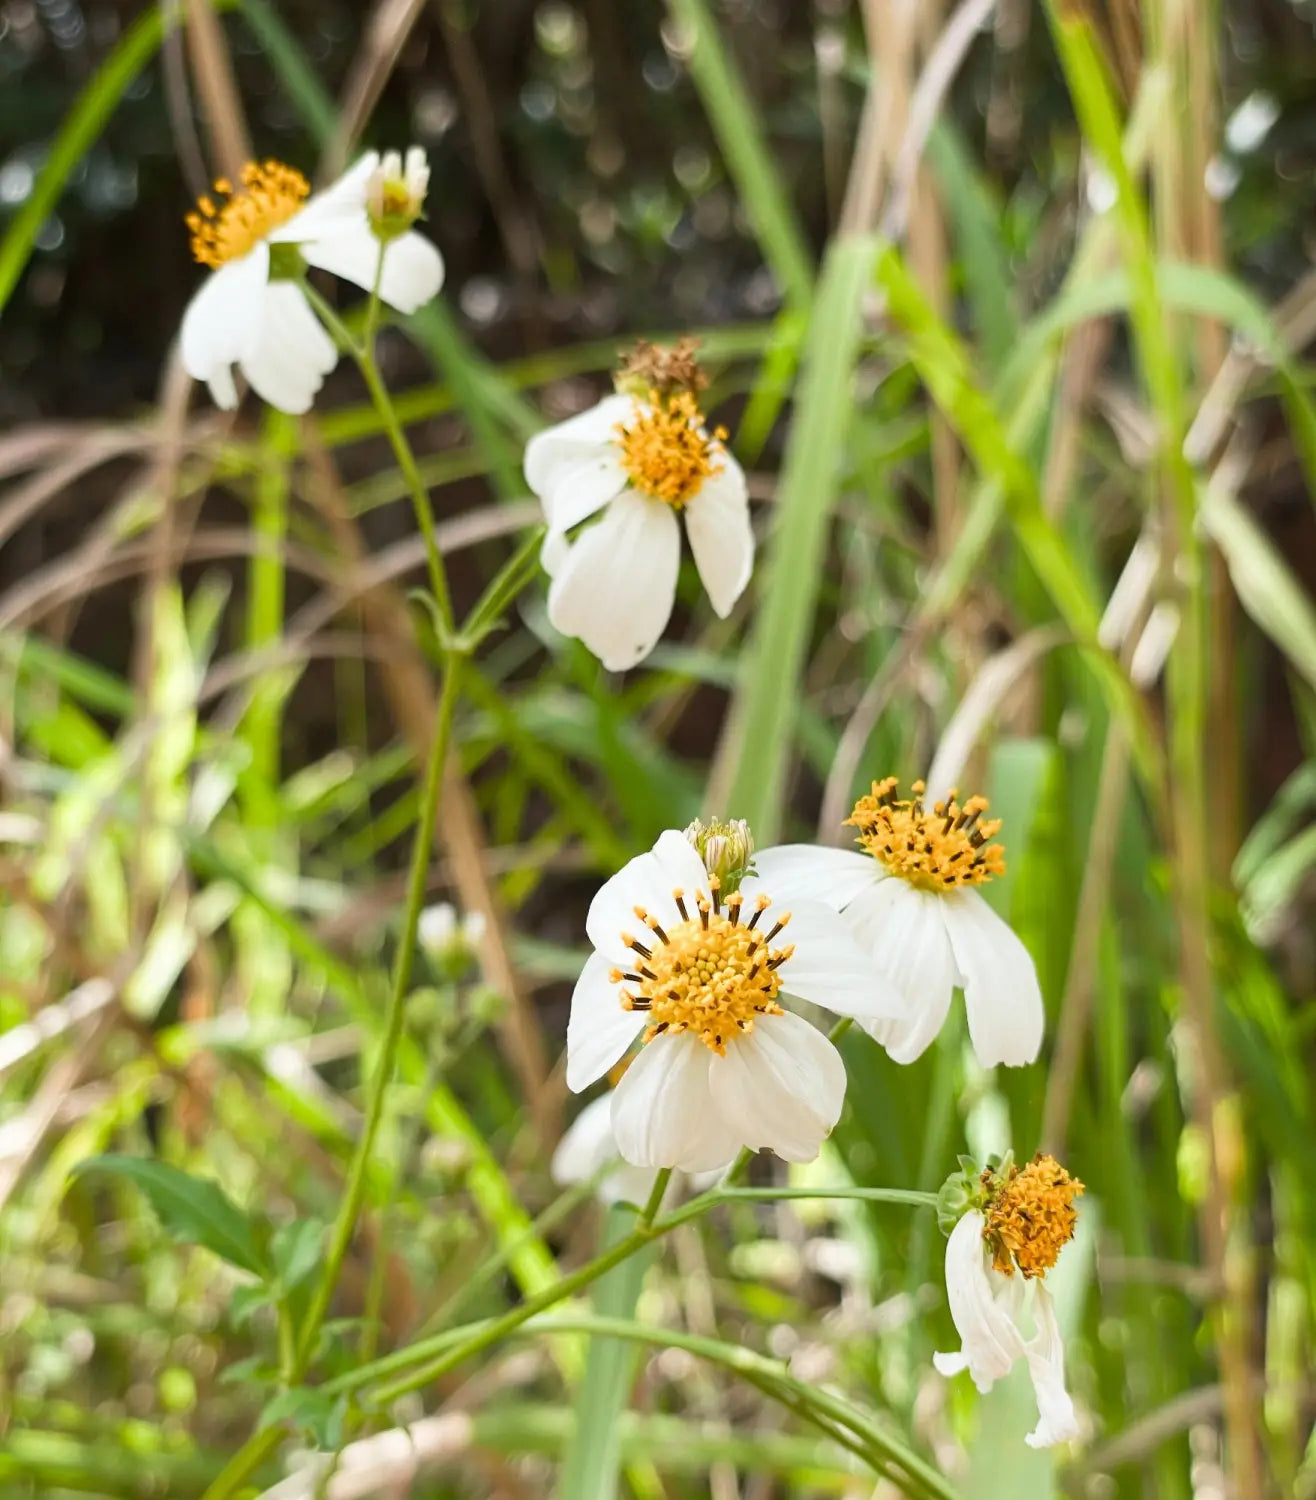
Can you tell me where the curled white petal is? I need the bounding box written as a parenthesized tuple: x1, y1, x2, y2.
(1024, 1284, 1081, 1448)
(940, 887, 1044, 1067)
(684, 458, 752, 617)
(744, 845, 879, 911)
(239, 282, 337, 415)
(845, 879, 956, 1063)
(611, 1033, 737, 1171)
(179, 247, 270, 409)
(300, 225, 444, 312)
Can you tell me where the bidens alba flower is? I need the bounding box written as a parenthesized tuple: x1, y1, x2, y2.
(750, 779, 1044, 1068)
(181, 152, 443, 414)
(525, 374, 752, 671)
(565, 829, 906, 1172)
(935, 1155, 1084, 1449)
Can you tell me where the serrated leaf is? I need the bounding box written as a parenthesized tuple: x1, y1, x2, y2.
(74, 1155, 269, 1277)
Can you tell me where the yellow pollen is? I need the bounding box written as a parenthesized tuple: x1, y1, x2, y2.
(845, 777, 1005, 893)
(186, 160, 310, 268)
(982, 1154, 1084, 1279)
(615, 390, 727, 509)
(612, 885, 792, 1055)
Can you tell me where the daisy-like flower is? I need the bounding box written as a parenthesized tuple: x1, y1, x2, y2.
(565, 828, 906, 1172)
(181, 151, 443, 414)
(525, 346, 752, 671)
(748, 779, 1044, 1068)
(935, 1154, 1084, 1449)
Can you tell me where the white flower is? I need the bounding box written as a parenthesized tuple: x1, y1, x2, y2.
(748, 779, 1043, 1068)
(366, 147, 431, 238)
(417, 902, 486, 971)
(524, 390, 752, 670)
(551, 1092, 723, 1206)
(933, 1210, 1080, 1449)
(181, 152, 444, 415)
(565, 829, 907, 1172)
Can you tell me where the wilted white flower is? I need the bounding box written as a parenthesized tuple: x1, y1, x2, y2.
(565, 829, 906, 1172)
(524, 386, 752, 670)
(935, 1155, 1084, 1449)
(418, 902, 486, 975)
(748, 779, 1043, 1068)
(366, 147, 430, 239)
(181, 153, 444, 414)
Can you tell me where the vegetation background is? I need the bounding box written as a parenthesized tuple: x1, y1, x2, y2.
(2, 0, 1315, 1496)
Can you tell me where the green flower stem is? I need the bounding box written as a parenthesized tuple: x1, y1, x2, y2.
(199, 1424, 284, 1500)
(302, 282, 454, 634)
(337, 1182, 934, 1407)
(294, 655, 462, 1373)
(638, 1167, 672, 1229)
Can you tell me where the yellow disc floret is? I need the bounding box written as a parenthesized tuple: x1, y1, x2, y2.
(611, 881, 792, 1055)
(982, 1154, 1084, 1280)
(846, 777, 1005, 893)
(615, 390, 727, 509)
(186, 160, 310, 268)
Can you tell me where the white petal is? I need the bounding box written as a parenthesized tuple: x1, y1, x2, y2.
(238, 282, 338, 415)
(611, 1034, 735, 1171)
(541, 528, 571, 578)
(844, 879, 956, 1064)
(547, 492, 680, 671)
(745, 845, 879, 912)
(565, 950, 644, 1091)
(584, 836, 691, 966)
(684, 459, 752, 617)
(551, 1094, 657, 1206)
(524, 394, 634, 528)
(649, 828, 710, 894)
(940, 888, 1045, 1067)
(715, 1011, 846, 1162)
(935, 1211, 1026, 1392)
(1024, 1283, 1081, 1448)
(274, 153, 379, 241)
(775, 898, 907, 1021)
(300, 225, 444, 312)
(179, 246, 270, 408)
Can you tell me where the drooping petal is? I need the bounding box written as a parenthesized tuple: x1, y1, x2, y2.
(238, 282, 338, 415)
(715, 1011, 847, 1162)
(1023, 1284, 1081, 1448)
(684, 459, 753, 617)
(273, 153, 379, 241)
(524, 394, 634, 530)
(933, 1211, 1026, 1392)
(844, 879, 956, 1063)
(940, 887, 1044, 1067)
(179, 245, 270, 409)
(551, 1094, 656, 1207)
(611, 1034, 736, 1171)
(745, 845, 880, 912)
(565, 950, 644, 1091)
(775, 898, 907, 1021)
(540, 528, 571, 578)
(300, 224, 444, 312)
(547, 491, 680, 671)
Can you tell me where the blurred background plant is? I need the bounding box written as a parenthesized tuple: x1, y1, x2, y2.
(2, 0, 1316, 1496)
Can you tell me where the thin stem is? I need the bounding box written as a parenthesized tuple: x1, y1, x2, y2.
(302, 282, 454, 633)
(293, 656, 463, 1374)
(638, 1167, 672, 1229)
(199, 1424, 284, 1500)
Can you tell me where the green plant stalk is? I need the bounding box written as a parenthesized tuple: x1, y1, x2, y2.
(638, 1167, 672, 1230)
(294, 656, 462, 1372)
(302, 284, 455, 635)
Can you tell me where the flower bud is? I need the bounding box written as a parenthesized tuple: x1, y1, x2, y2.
(418, 902, 486, 980)
(366, 147, 429, 242)
(684, 817, 755, 894)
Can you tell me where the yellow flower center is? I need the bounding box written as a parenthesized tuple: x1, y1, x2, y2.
(845, 778, 1005, 893)
(983, 1154, 1084, 1280)
(615, 391, 727, 509)
(611, 881, 792, 1055)
(186, 160, 310, 269)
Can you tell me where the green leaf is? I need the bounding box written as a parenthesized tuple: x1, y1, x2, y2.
(73, 1155, 269, 1277)
(270, 1218, 326, 1293)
